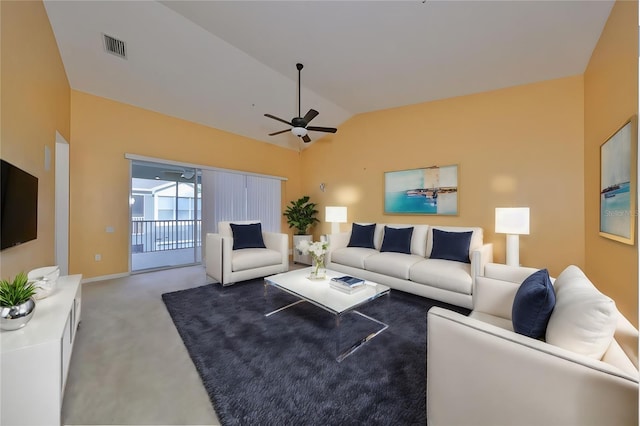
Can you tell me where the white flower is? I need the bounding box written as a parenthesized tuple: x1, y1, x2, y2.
(297, 239, 311, 254)
(308, 241, 328, 257)
(296, 240, 328, 257)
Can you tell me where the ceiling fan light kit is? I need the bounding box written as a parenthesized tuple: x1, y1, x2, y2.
(291, 127, 307, 137)
(180, 170, 195, 180)
(264, 63, 337, 143)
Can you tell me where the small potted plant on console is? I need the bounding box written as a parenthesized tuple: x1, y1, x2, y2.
(0, 272, 38, 331)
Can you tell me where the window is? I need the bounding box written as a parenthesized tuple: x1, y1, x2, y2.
(131, 194, 144, 218)
(157, 196, 174, 220)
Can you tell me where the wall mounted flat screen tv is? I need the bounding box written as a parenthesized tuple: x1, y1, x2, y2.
(1, 159, 38, 250)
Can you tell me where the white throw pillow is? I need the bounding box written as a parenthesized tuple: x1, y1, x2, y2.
(545, 265, 618, 360)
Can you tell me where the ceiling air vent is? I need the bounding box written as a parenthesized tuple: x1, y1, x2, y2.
(102, 33, 127, 59)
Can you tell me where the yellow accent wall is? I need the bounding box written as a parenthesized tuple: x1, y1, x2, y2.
(0, 0, 70, 278)
(69, 91, 302, 278)
(584, 0, 638, 326)
(302, 76, 586, 278)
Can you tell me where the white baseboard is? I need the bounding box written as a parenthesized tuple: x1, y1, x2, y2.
(81, 272, 130, 284)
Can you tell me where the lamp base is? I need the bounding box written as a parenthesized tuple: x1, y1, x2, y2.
(505, 234, 520, 267)
(331, 222, 340, 235)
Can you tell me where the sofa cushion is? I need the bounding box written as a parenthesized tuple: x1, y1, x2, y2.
(347, 223, 376, 248)
(545, 265, 618, 360)
(426, 226, 483, 257)
(232, 248, 281, 272)
(218, 220, 260, 238)
(330, 247, 378, 269)
(601, 339, 640, 377)
(376, 224, 429, 256)
(380, 226, 413, 254)
(365, 252, 424, 280)
(511, 269, 555, 339)
(409, 259, 473, 294)
(230, 223, 266, 250)
(430, 229, 473, 263)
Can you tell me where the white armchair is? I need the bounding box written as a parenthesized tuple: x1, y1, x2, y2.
(205, 221, 288, 286)
(426, 263, 638, 426)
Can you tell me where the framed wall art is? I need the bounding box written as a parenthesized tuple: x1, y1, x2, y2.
(599, 116, 637, 245)
(384, 165, 458, 215)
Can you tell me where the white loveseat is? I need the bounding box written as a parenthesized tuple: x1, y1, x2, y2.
(205, 221, 288, 286)
(427, 263, 639, 426)
(327, 223, 493, 309)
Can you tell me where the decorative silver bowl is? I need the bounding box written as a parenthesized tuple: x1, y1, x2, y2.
(0, 298, 36, 331)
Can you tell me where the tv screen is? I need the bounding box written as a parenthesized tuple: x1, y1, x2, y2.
(1, 159, 38, 250)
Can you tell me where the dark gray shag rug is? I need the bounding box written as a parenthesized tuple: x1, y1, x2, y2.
(162, 279, 469, 425)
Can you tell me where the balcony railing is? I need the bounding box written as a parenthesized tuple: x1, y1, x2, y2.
(131, 219, 202, 253)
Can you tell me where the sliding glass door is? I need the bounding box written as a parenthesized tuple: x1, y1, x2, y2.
(200, 169, 281, 235)
(130, 160, 202, 272)
(128, 156, 283, 273)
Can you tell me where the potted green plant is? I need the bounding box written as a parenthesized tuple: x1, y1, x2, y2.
(0, 272, 38, 331)
(284, 196, 320, 265)
(283, 195, 320, 235)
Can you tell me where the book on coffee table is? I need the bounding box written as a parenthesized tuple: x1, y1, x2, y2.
(330, 276, 366, 294)
(331, 275, 365, 286)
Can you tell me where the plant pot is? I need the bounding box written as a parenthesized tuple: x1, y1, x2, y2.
(293, 235, 312, 265)
(0, 298, 36, 331)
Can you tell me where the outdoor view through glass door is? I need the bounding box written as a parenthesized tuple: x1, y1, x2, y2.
(130, 160, 202, 272)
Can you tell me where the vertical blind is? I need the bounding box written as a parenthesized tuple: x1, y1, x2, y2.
(201, 170, 281, 234)
(246, 175, 281, 232)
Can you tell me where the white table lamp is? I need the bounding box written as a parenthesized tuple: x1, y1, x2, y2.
(495, 207, 530, 267)
(325, 206, 347, 235)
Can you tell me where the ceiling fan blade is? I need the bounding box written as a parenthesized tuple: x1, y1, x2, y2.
(264, 114, 292, 126)
(306, 126, 337, 133)
(269, 129, 291, 136)
(302, 134, 311, 143)
(302, 109, 319, 124)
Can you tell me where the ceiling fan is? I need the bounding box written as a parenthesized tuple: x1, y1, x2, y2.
(265, 63, 337, 143)
(162, 169, 195, 180)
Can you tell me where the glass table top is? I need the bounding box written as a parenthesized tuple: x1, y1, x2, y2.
(264, 267, 390, 315)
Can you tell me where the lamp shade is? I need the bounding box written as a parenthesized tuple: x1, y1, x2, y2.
(495, 207, 530, 235)
(325, 206, 347, 223)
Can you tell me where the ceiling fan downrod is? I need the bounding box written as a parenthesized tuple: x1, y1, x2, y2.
(297, 63, 303, 118)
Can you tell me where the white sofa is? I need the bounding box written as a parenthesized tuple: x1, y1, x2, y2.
(205, 221, 288, 286)
(427, 263, 639, 426)
(327, 223, 493, 309)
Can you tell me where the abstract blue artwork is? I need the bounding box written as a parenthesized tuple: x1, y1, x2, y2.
(600, 117, 636, 245)
(384, 165, 458, 215)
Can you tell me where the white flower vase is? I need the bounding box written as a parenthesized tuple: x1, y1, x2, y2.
(310, 255, 326, 280)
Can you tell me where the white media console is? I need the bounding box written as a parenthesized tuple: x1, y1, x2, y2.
(1, 274, 82, 426)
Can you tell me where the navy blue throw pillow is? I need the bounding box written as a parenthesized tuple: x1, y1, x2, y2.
(230, 223, 266, 250)
(347, 223, 376, 249)
(380, 226, 413, 254)
(430, 229, 472, 263)
(512, 269, 556, 339)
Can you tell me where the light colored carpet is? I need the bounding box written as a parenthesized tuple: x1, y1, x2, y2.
(62, 265, 221, 426)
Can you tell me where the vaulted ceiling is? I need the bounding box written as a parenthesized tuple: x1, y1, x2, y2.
(43, 1, 614, 150)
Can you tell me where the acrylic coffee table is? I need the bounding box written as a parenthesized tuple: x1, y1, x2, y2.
(264, 267, 390, 362)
